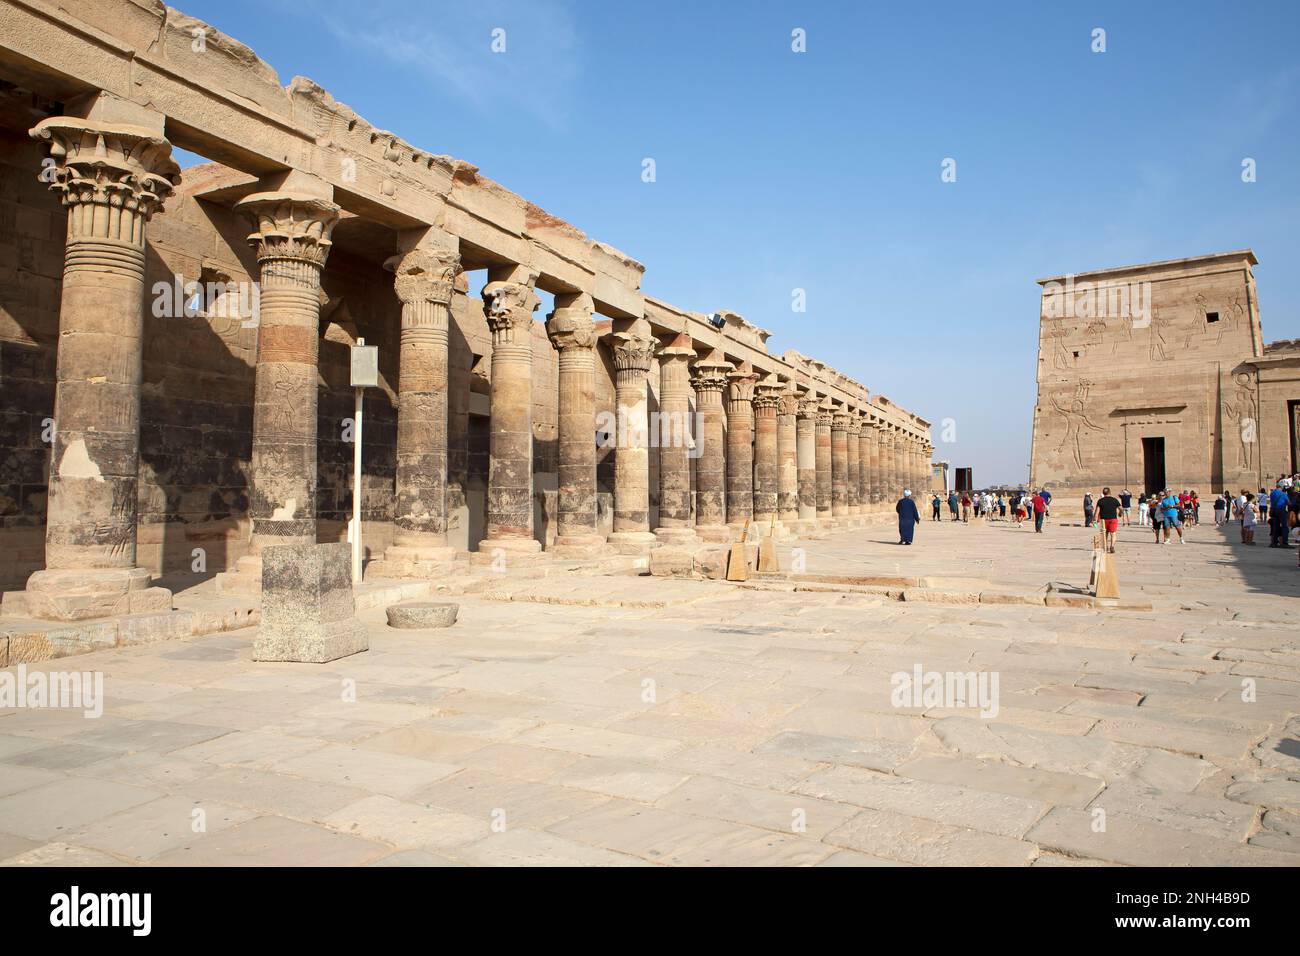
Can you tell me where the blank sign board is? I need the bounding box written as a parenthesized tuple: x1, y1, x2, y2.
(350, 345, 379, 388)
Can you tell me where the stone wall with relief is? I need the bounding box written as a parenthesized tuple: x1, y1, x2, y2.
(1030, 251, 1271, 503)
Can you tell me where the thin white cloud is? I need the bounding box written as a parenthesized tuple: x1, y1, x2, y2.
(306, 0, 581, 126)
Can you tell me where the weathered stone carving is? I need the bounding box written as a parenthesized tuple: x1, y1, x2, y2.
(691, 349, 733, 540)
(24, 115, 180, 620)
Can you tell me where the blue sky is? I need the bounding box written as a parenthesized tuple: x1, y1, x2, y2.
(178, 0, 1300, 484)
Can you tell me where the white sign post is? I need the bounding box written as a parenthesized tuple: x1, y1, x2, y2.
(349, 338, 379, 585)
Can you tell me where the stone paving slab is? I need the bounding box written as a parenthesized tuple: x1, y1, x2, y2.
(0, 520, 1297, 865)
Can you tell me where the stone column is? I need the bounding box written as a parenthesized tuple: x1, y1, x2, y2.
(815, 400, 834, 524)
(885, 426, 899, 499)
(777, 389, 799, 527)
(608, 325, 658, 553)
(25, 111, 179, 620)
(479, 267, 542, 558)
(380, 241, 460, 576)
(868, 417, 884, 508)
(691, 349, 732, 542)
(546, 292, 604, 556)
(725, 362, 758, 533)
(856, 413, 872, 514)
(846, 413, 861, 519)
(831, 408, 850, 520)
(751, 375, 782, 532)
(795, 395, 819, 530)
(231, 178, 340, 589)
(653, 333, 698, 547)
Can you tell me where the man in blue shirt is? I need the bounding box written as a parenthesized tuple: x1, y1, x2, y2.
(1119, 489, 1133, 525)
(1160, 491, 1184, 544)
(1268, 483, 1291, 548)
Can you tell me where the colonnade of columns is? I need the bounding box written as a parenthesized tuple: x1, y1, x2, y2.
(23, 103, 933, 616)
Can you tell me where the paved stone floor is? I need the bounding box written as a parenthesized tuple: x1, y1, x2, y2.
(2, 517, 1298, 866)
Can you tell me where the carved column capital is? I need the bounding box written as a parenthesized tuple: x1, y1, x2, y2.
(545, 293, 597, 352)
(658, 336, 695, 399)
(610, 332, 656, 386)
(726, 366, 758, 405)
(30, 116, 180, 244)
(691, 350, 733, 394)
(817, 401, 836, 427)
(484, 279, 541, 348)
(797, 396, 821, 420)
(236, 191, 341, 267)
(385, 246, 460, 308)
(753, 378, 783, 415)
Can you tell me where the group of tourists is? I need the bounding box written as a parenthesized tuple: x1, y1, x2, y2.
(923, 488, 1054, 532)
(1070, 478, 1300, 562)
(930, 490, 1020, 522)
(1217, 480, 1300, 555)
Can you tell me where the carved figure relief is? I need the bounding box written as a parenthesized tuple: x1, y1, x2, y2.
(1049, 391, 1103, 470)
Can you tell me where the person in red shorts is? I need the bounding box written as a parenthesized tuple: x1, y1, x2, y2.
(1096, 486, 1123, 553)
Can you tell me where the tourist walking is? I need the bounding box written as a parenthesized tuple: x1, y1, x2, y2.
(1120, 489, 1133, 525)
(1097, 487, 1122, 553)
(1032, 490, 1047, 533)
(1214, 493, 1226, 526)
(1083, 493, 1095, 528)
(948, 491, 959, 521)
(1138, 493, 1149, 526)
(931, 493, 941, 521)
(896, 490, 920, 545)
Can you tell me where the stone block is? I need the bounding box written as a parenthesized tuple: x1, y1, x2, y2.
(24, 567, 173, 621)
(901, 587, 978, 605)
(693, 546, 728, 580)
(254, 543, 368, 663)
(386, 602, 459, 629)
(117, 610, 197, 646)
(648, 549, 695, 578)
(979, 591, 1046, 606)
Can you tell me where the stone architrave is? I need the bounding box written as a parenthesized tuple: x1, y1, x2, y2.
(254, 542, 368, 663)
(654, 334, 698, 547)
(751, 375, 783, 531)
(478, 267, 543, 559)
(691, 349, 733, 543)
(546, 292, 605, 556)
(25, 110, 180, 621)
(725, 362, 759, 533)
(815, 399, 834, 523)
(607, 324, 658, 553)
(380, 241, 461, 576)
